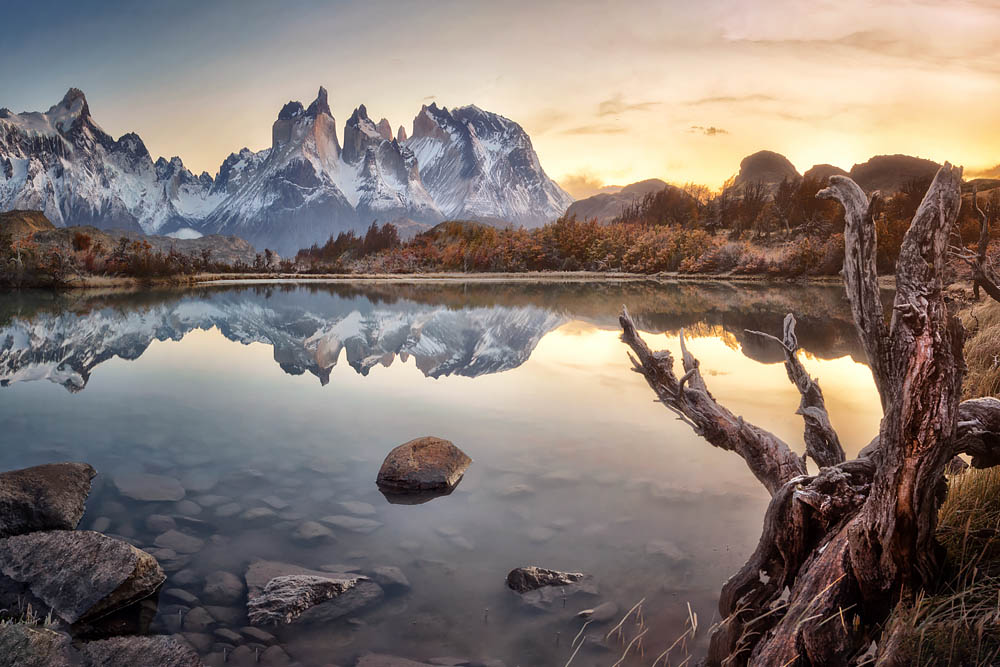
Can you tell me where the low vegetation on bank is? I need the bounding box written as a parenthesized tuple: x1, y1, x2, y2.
(297, 175, 997, 277)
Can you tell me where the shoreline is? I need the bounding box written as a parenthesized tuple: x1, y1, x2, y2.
(14, 270, 897, 290)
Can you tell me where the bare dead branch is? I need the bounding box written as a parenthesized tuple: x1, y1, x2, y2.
(746, 313, 846, 469)
(818, 178, 891, 406)
(620, 306, 806, 495)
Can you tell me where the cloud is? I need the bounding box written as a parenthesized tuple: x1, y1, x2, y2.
(561, 124, 627, 135)
(968, 163, 1000, 179)
(559, 171, 623, 199)
(690, 125, 729, 136)
(685, 93, 777, 106)
(597, 94, 660, 116)
(422, 95, 436, 101)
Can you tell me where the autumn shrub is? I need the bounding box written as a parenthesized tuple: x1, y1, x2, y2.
(71, 231, 92, 252)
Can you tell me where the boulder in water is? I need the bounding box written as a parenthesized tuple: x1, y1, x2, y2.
(376, 437, 471, 495)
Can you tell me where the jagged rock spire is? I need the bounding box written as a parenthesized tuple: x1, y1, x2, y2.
(306, 86, 331, 118)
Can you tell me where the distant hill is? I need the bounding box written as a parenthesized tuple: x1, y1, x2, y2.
(803, 164, 850, 183)
(730, 150, 801, 192)
(564, 179, 670, 223)
(0, 210, 56, 238)
(849, 155, 940, 193)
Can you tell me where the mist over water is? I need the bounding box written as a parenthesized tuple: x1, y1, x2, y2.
(0, 281, 883, 664)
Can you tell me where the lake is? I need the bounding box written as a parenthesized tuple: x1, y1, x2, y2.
(0, 280, 883, 666)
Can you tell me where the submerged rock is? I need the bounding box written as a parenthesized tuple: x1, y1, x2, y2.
(505, 566, 586, 593)
(376, 437, 471, 495)
(245, 560, 383, 626)
(291, 521, 333, 544)
(202, 570, 245, 606)
(0, 530, 165, 624)
(154, 530, 204, 554)
(0, 463, 96, 538)
(319, 515, 382, 534)
(113, 472, 185, 502)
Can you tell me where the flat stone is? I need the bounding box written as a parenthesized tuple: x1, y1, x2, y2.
(163, 588, 199, 605)
(646, 540, 687, 563)
(213, 628, 243, 644)
(172, 569, 201, 587)
(260, 645, 292, 666)
(113, 473, 185, 502)
(319, 515, 383, 534)
(338, 501, 377, 516)
(155, 530, 204, 554)
(0, 463, 96, 538)
(205, 605, 243, 625)
(260, 496, 289, 510)
(147, 514, 177, 533)
(291, 521, 334, 544)
(174, 500, 202, 517)
(0, 530, 165, 624)
(240, 507, 278, 524)
(183, 632, 214, 652)
(215, 503, 242, 518)
(240, 626, 275, 643)
(369, 566, 410, 591)
(180, 469, 220, 494)
(182, 606, 215, 632)
(203, 570, 245, 606)
(174, 516, 215, 535)
(376, 437, 472, 495)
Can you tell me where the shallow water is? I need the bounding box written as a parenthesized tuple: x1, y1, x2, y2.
(0, 280, 884, 665)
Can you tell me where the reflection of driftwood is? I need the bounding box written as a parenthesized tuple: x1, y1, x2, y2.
(621, 164, 1000, 664)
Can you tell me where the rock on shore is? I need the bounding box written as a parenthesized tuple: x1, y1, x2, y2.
(0, 530, 165, 624)
(0, 463, 96, 538)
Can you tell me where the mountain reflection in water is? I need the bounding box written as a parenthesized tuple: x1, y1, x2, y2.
(0, 281, 877, 392)
(0, 280, 887, 664)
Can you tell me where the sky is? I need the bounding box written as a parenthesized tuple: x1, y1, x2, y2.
(2, 0, 999, 198)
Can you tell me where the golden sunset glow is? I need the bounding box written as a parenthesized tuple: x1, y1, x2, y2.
(4, 1, 998, 197)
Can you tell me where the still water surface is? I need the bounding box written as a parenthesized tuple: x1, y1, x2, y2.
(0, 281, 883, 665)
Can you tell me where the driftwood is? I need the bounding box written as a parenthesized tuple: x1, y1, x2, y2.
(620, 164, 1000, 665)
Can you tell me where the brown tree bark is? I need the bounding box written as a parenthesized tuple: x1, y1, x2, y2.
(621, 164, 1000, 665)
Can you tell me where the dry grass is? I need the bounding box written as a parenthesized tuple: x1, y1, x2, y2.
(884, 467, 1000, 665)
(960, 297, 1000, 399)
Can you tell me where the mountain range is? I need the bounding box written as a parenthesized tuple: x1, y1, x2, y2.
(0, 88, 573, 254)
